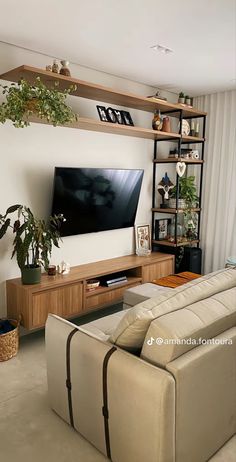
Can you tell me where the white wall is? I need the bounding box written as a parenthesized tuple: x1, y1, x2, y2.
(0, 42, 177, 316)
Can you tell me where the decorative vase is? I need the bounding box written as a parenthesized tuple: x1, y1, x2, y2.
(178, 97, 185, 104)
(21, 266, 41, 285)
(152, 110, 163, 131)
(60, 60, 71, 77)
(185, 97, 191, 106)
(168, 217, 184, 243)
(162, 116, 171, 133)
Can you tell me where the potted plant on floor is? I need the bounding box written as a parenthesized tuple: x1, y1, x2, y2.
(0, 204, 65, 284)
(0, 77, 77, 128)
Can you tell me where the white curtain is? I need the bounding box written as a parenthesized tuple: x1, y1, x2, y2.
(195, 90, 236, 273)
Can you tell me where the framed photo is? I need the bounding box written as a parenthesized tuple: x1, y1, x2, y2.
(135, 224, 151, 255)
(106, 107, 118, 123)
(121, 110, 134, 126)
(155, 219, 171, 240)
(96, 105, 109, 122)
(113, 109, 124, 124)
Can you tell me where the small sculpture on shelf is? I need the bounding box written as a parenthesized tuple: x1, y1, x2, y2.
(52, 59, 60, 73)
(157, 173, 174, 208)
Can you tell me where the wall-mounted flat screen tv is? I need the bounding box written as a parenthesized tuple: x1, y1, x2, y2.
(51, 167, 144, 237)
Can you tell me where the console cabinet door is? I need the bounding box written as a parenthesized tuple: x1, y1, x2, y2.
(31, 283, 83, 328)
(142, 259, 173, 283)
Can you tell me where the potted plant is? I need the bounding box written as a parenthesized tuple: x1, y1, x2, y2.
(178, 92, 185, 104)
(185, 95, 191, 106)
(168, 175, 198, 210)
(0, 77, 77, 128)
(0, 204, 65, 284)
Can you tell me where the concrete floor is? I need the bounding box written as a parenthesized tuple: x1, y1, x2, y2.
(1, 309, 235, 462)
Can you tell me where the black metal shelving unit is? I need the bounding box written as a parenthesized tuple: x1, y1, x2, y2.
(151, 109, 207, 272)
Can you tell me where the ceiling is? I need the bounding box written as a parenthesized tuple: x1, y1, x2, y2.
(0, 0, 236, 96)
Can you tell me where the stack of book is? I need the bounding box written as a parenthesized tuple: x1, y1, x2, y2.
(105, 275, 127, 287)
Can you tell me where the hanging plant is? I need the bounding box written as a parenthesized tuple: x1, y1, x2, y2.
(0, 77, 78, 128)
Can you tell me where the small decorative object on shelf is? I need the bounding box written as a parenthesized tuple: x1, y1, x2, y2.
(178, 92, 185, 104)
(52, 59, 60, 73)
(152, 110, 163, 131)
(155, 219, 171, 240)
(48, 265, 57, 276)
(46, 65, 52, 72)
(60, 60, 71, 77)
(185, 95, 191, 106)
(168, 217, 184, 243)
(179, 119, 190, 136)
(0, 204, 65, 285)
(161, 116, 171, 132)
(195, 122, 200, 137)
(176, 161, 186, 177)
(57, 261, 70, 275)
(157, 173, 174, 207)
(135, 224, 151, 256)
(147, 90, 167, 101)
(86, 279, 100, 291)
(96, 105, 134, 126)
(190, 120, 195, 136)
(191, 150, 200, 160)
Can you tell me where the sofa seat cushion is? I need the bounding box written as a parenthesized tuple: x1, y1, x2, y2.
(141, 287, 236, 367)
(79, 309, 128, 341)
(124, 283, 172, 308)
(109, 268, 236, 351)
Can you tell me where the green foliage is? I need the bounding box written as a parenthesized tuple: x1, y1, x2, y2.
(0, 204, 65, 270)
(0, 78, 77, 128)
(170, 176, 198, 206)
(179, 92, 185, 98)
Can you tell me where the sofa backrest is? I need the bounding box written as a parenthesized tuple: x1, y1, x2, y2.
(141, 286, 236, 367)
(109, 268, 236, 351)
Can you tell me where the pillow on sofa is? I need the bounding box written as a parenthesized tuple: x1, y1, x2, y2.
(109, 268, 236, 351)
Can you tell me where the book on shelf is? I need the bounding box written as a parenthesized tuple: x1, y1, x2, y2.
(106, 277, 128, 287)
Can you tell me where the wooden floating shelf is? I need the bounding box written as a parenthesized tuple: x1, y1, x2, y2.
(182, 135, 205, 144)
(0, 65, 207, 118)
(22, 115, 182, 140)
(154, 158, 204, 164)
(152, 208, 201, 214)
(85, 277, 142, 297)
(153, 239, 200, 248)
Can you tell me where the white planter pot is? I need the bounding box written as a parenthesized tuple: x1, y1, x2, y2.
(168, 198, 186, 209)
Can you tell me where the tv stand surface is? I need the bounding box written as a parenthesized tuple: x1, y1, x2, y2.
(6, 252, 174, 330)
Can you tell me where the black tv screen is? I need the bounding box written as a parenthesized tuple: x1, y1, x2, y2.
(51, 167, 144, 236)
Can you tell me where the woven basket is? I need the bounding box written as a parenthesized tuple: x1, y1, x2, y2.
(0, 319, 20, 362)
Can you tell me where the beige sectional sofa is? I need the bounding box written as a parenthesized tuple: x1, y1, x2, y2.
(46, 268, 236, 462)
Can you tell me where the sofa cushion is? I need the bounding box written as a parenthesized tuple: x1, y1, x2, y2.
(124, 283, 172, 307)
(79, 309, 128, 341)
(109, 268, 236, 351)
(141, 287, 236, 366)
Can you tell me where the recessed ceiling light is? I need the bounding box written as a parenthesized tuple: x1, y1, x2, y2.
(150, 44, 173, 54)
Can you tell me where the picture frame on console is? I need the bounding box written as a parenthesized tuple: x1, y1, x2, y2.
(135, 224, 151, 256)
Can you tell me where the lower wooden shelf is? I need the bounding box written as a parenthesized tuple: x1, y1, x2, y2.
(85, 276, 142, 297)
(153, 239, 200, 248)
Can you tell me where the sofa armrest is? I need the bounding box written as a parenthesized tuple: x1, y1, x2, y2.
(46, 314, 175, 462)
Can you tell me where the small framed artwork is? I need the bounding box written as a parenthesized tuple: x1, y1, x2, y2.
(121, 110, 134, 126)
(96, 105, 109, 122)
(135, 224, 151, 256)
(106, 107, 118, 123)
(113, 109, 124, 124)
(155, 219, 171, 240)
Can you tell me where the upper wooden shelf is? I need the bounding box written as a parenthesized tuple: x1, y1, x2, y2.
(154, 158, 204, 164)
(0, 65, 207, 118)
